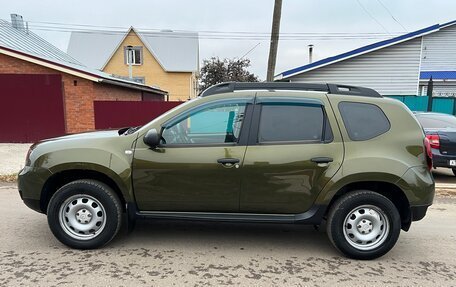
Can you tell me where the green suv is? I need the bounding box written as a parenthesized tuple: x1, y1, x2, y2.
(18, 82, 434, 259)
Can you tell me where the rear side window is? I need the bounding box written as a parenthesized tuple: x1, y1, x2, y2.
(339, 102, 390, 141)
(258, 104, 333, 143)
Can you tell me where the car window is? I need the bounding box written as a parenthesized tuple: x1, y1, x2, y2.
(258, 104, 332, 143)
(339, 102, 390, 141)
(415, 114, 456, 129)
(162, 103, 246, 145)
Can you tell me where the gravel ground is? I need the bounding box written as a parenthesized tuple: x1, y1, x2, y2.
(0, 143, 31, 175)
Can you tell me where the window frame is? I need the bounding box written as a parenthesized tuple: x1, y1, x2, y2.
(124, 46, 143, 65)
(158, 98, 254, 148)
(249, 98, 334, 146)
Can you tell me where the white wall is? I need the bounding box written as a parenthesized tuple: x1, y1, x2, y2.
(421, 24, 456, 71)
(288, 38, 422, 95)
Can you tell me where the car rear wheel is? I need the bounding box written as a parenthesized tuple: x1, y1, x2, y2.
(47, 179, 122, 249)
(326, 190, 401, 260)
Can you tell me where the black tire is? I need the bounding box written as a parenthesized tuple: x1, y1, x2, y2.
(47, 179, 122, 249)
(326, 190, 401, 260)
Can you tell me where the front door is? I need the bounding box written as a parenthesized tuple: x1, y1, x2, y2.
(132, 98, 253, 212)
(240, 92, 344, 214)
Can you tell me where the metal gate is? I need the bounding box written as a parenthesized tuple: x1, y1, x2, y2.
(0, 74, 66, 143)
(94, 101, 182, 130)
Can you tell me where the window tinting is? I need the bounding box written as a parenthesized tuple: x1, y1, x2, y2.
(415, 114, 456, 129)
(258, 105, 328, 142)
(339, 102, 390, 141)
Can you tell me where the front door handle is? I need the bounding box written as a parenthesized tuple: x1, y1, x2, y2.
(311, 157, 333, 164)
(217, 158, 240, 168)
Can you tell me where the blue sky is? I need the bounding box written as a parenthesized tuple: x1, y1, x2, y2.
(1, 0, 456, 79)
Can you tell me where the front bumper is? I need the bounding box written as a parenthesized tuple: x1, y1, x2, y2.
(17, 166, 52, 213)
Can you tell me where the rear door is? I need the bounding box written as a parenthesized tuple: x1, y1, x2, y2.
(240, 92, 344, 214)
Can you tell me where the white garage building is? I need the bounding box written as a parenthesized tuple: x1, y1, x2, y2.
(275, 20, 456, 97)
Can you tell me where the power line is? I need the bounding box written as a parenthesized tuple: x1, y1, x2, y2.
(376, 0, 408, 32)
(355, 0, 391, 35)
(27, 28, 396, 40)
(23, 28, 398, 40)
(0, 19, 402, 41)
(25, 20, 400, 35)
(239, 42, 261, 59)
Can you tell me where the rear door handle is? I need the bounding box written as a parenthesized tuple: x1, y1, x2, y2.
(217, 158, 240, 168)
(311, 157, 333, 164)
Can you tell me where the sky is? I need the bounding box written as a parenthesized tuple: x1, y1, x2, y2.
(1, 0, 456, 80)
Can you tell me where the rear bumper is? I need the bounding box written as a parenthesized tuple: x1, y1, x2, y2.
(432, 148, 456, 168)
(397, 165, 435, 206)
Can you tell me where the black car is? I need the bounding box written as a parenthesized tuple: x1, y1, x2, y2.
(415, 112, 456, 175)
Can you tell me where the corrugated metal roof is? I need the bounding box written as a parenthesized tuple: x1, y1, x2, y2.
(0, 20, 167, 94)
(66, 31, 123, 70)
(67, 28, 199, 72)
(140, 30, 199, 72)
(0, 19, 82, 65)
(276, 21, 456, 80)
(420, 71, 456, 80)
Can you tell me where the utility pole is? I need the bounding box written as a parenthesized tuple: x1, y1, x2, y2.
(266, 0, 282, 82)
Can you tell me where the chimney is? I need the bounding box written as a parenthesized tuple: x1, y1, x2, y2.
(308, 44, 314, 64)
(11, 14, 25, 31)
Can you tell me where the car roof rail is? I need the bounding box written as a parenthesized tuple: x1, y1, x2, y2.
(326, 84, 381, 98)
(199, 82, 382, 98)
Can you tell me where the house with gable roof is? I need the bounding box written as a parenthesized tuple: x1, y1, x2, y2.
(0, 14, 167, 143)
(67, 27, 199, 101)
(276, 20, 456, 98)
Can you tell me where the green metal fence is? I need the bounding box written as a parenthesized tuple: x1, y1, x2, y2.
(388, 96, 456, 115)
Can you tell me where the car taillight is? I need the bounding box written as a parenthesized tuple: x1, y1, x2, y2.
(424, 137, 433, 170)
(426, 134, 440, 149)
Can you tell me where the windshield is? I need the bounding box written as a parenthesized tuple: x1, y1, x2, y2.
(415, 114, 456, 129)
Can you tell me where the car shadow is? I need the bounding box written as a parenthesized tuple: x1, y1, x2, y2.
(432, 167, 455, 184)
(110, 218, 335, 254)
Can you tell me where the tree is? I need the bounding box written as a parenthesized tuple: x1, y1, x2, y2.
(199, 57, 260, 91)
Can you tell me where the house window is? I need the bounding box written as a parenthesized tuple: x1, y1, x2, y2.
(124, 46, 143, 65)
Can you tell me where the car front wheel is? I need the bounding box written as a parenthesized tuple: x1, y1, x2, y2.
(47, 179, 122, 249)
(326, 190, 401, 260)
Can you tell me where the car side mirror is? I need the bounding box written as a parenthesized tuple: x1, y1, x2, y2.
(143, 129, 161, 148)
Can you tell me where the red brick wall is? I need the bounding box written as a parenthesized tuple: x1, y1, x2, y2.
(93, 83, 141, 101)
(0, 53, 143, 133)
